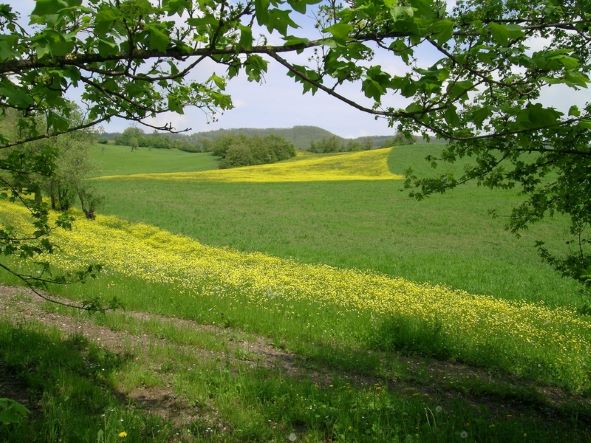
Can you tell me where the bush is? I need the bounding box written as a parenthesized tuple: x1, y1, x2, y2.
(214, 135, 296, 168)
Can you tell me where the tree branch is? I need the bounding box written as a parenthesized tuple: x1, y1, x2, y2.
(0, 115, 113, 150)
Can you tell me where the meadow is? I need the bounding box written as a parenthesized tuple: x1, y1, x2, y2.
(1, 144, 590, 442)
(93, 144, 581, 307)
(89, 144, 218, 177)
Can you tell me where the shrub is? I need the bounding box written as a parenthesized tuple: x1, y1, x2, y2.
(214, 135, 296, 168)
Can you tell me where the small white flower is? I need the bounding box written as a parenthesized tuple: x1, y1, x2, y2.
(288, 432, 297, 442)
(435, 406, 443, 413)
(460, 430, 468, 439)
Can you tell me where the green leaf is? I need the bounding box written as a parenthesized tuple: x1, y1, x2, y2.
(147, 25, 170, 51)
(362, 65, 391, 101)
(362, 78, 385, 101)
(168, 95, 184, 113)
(209, 73, 226, 89)
(391, 75, 417, 97)
(431, 19, 454, 44)
(244, 55, 268, 82)
(32, 0, 68, 17)
(389, 5, 414, 21)
(516, 104, 561, 129)
(550, 54, 579, 70)
(487, 23, 524, 46)
(471, 106, 491, 127)
(163, 0, 189, 15)
(95, 6, 120, 35)
(284, 35, 309, 47)
(287, 64, 321, 94)
(444, 105, 461, 126)
(47, 111, 69, 132)
(324, 23, 353, 42)
(97, 38, 118, 57)
(0, 35, 17, 61)
(0, 83, 35, 108)
(266, 9, 299, 36)
(568, 105, 580, 117)
(405, 102, 423, 114)
(564, 70, 589, 88)
(578, 120, 591, 129)
(287, 0, 321, 14)
(255, 0, 270, 25)
(448, 80, 473, 100)
(239, 25, 252, 49)
(389, 40, 412, 63)
(42, 30, 74, 57)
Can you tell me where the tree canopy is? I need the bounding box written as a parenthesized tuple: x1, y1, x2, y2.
(1, 0, 591, 292)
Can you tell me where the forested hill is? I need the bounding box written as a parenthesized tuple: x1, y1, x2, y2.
(191, 126, 339, 148)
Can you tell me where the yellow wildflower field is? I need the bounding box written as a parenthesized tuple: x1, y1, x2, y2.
(2, 200, 591, 390)
(96, 148, 403, 183)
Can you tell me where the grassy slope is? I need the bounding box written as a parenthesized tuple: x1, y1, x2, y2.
(91, 144, 581, 307)
(99, 148, 400, 182)
(89, 144, 218, 177)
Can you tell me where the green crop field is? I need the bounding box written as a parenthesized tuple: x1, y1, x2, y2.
(91, 144, 581, 308)
(1, 144, 590, 442)
(89, 144, 219, 177)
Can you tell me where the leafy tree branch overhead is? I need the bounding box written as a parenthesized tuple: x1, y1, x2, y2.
(1, 0, 591, 289)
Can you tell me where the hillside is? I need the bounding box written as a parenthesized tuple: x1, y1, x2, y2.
(96, 148, 401, 182)
(188, 125, 340, 149)
(102, 126, 411, 150)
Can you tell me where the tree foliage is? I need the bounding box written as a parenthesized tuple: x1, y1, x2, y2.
(0, 0, 590, 290)
(212, 134, 296, 168)
(309, 135, 374, 152)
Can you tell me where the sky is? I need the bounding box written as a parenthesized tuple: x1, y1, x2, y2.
(6, 0, 591, 138)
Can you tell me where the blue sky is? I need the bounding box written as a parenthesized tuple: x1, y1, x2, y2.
(6, 0, 591, 138)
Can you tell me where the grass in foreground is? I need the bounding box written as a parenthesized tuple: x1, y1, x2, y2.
(1, 290, 589, 442)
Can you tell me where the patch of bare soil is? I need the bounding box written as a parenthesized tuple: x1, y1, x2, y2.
(1, 285, 590, 427)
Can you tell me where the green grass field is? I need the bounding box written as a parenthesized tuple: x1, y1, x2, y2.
(1, 143, 590, 442)
(91, 144, 581, 308)
(89, 144, 218, 177)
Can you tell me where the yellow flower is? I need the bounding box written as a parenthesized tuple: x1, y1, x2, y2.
(118, 431, 127, 438)
(2, 199, 591, 391)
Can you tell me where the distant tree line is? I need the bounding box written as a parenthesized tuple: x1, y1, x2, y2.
(309, 136, 374, 153)
(309, 132, 415, 153)
(105, 128, 297, 168)
(104, 127, 420, 167)
(102, 127, 210, 152)
(211, 134, 296, 168)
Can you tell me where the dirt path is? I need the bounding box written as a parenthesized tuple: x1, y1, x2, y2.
(1, 285, 590, 429)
